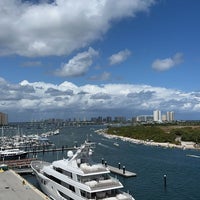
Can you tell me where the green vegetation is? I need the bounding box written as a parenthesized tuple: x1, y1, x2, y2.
(107, 124, 200, 144)
(170, 127, 200, 143)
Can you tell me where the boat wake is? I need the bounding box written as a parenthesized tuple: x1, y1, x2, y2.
(186, 154, 200, 158)
(98, 142, 113, 149)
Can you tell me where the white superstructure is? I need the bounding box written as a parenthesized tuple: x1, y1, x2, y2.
(31, 141, 135, 200)
(0, 148, 28, 160)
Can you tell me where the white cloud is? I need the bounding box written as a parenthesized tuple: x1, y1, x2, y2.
(0, 78, 200, 121)
(0, 0, 155, 57)
(109, 49, 131, 65)
(152, 52, 184, 71)
(53, 47, 98, 77)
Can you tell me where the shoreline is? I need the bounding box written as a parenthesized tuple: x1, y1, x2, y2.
(95, 128, 199, 150)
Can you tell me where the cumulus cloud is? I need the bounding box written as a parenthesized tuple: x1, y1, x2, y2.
(90, 93, 111, 100)
(0, 0, 154, 57)
(152, 52, 184, 71)
(109, 49, 131, 65)
(0, 78, 200, 121)
(53, 47, 98, 77)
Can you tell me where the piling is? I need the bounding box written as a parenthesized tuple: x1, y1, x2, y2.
(123, 166, 126, 174)
(118, 162, 121, 169)
(163, 174, 167, 187)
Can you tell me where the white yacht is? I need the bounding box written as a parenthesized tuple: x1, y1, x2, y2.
(31, 141, 135, 200)
(0, 148, 28, 160)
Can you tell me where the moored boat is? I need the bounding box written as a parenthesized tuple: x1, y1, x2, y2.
(0, 148, 28, 161)
(31, 141, 135, 200)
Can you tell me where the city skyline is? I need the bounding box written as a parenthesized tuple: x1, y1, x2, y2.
(0, 0, 200, 121)
(0, 109, 175, 124)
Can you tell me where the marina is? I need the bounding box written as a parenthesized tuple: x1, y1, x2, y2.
(0, 124, 200, 200)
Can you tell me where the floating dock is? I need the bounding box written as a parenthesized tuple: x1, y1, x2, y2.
(0, 170, 50, 200)
(108, 165, 137, 177)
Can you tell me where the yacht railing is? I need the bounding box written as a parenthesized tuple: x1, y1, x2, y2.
(31, 160, 50, 173)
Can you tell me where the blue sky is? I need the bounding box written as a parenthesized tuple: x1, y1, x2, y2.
(0, 0, 200, 121)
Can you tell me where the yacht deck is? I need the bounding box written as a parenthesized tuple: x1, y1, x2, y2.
(80, 163, 109, 174)
(31, 160, 50, 172)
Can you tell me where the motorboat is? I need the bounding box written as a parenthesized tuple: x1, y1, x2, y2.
(0, 148, 28, 160)
(31, 141, 135, 200)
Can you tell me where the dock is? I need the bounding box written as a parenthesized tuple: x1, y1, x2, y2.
(27, 146, 75, 154)
(108, 165, 137, 177)
(0, 170, 50, 200)
(0, 158, 37, 174)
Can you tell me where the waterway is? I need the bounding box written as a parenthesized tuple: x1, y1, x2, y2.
(24, 125, 200, 200)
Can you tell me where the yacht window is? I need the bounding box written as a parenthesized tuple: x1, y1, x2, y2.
(58, 190, 74, 200)
(53, 166, 63, 173)
(44, 172, 61, 184)
(69, 185, 75, 192)
(80, 190, 91, 199)
(53, 166, 72, 178)
(44, 172, 75, 192)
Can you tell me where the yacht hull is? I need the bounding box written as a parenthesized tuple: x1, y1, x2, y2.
(33, 167, 86, 200)
(0, 152, 28, 161)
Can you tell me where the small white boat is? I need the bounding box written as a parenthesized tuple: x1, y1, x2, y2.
(31, 141, 135, 200)
(113, 142, 119, 147)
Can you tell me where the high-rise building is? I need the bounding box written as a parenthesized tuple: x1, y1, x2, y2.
(0, 112, 8, 125)
(167, 111, 174, 122)
(153, 110, 162, 122)
(136, 115, 153, 122)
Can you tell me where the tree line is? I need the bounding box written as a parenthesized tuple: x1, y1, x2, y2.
(107, 124, 200, 144)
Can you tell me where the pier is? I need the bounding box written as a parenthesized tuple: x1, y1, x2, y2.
(108, 165, 137, 177)
(27, 146, 75, 154)
(0, 170, 50, 200)
(101, 159, 136, 177)
(0, 158, 36, 174)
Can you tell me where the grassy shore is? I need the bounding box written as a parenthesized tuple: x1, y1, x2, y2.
(96, 124, 200, 150)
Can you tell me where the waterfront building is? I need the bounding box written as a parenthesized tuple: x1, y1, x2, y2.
(0, 112, 8, 125)
(153, 110, 162, 122)
(114, 116, 126, 123)
(167, 111, 174, 122)
(106, 116, 112, 123)
(136, 115, 153, 122)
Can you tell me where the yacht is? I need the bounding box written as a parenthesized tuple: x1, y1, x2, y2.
(31, 141, 135, 200)
(0, 148, 28, 160)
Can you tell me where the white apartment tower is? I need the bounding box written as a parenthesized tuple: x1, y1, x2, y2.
(153, 110, 162, 122)
(167, 111, 174, 122)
